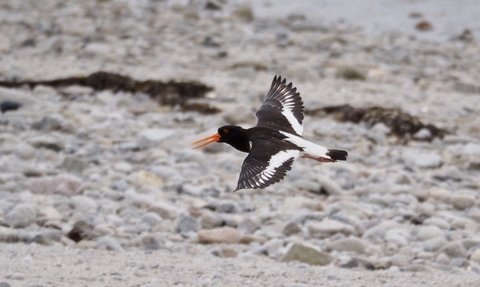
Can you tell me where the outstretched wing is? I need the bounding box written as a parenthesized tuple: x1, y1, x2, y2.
(235, 140, 300, 190)
(255, 76, 305, 136)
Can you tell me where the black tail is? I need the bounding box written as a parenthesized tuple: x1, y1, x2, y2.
(327, 149, 348, 161)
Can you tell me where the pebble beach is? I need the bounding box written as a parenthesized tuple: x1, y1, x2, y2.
(1, 0, 480, 286)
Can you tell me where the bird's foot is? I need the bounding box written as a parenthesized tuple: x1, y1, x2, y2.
(302, 154, 336, 163)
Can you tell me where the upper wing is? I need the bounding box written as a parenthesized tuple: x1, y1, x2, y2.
(235, 140, 300, 190)
(255, 76, 305, 136)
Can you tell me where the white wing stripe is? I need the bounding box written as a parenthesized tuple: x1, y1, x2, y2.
(281, 103, 303, 135)
(260, 149, 300, 182)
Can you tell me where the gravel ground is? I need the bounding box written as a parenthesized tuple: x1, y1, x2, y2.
(2, 243, 480, 287)
(1, 0, 480, 286)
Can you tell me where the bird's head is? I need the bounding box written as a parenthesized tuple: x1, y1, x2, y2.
(192, 125, 250, 152)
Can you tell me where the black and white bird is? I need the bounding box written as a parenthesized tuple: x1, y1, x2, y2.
(192, 76, 348, 191)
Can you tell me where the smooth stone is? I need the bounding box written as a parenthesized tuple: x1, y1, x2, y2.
(0, 282, 12, 287)
(439, 241, 468, 258)
(177, 183, 202, 196)
(37, 206, 62, 224)
(240, 234, 267, 244)
(340, 258, 376, 270)
(5, 204, 38, 228)
(15, 143, 36, 160)
(28, 135, 64, 152)
(470, 249, 480, 263)
(428, 187, 451, 202)
(175, 214, 199, 233)
(450, 258, 468, 268)
(318, 177, 343, 195)
(450, 216, 478, 231)
(435, 253, 450, 265)
(127, 170, 164, 188)
(282, 221, 302, 237)
(70, 196, 98, 213)
(423, 236, 448, 252)
(281, 243, 333, 266)
(307, 219, 355, 238)
(137, 129, 175, 149)
(281, 196, 318, 213)
(28, 174, 85, 195)
(216, 201, 239, 213)
(449, 195, 476, 210)
(198, 227, 241, 244)
(237, 218, 259, 234)
(461, 238, 480, 250)
(232, 2, 254, 22)
(416, 225, 444, 241)
(59, 156, 88, 174)
(385, 229, 408, 247)
(150, 165, 181, 180)
(141, 212, 162, 227)
(423, 217, 451, 230)
(96, 236, 123, 251)
(137, 234, 164, 250)
(464, 143, 480, 155)
(362, 221, 397, 244)
(4, 272, 25, 280)
(31, 115, 64, 131)
(468, 208, 480, 223)
(335, 66, 366, 80)
(113, 161, 134, 173)
(294, 180, 322, 194)
(405, 151, 443, 169)
(148, 202, 180, 220)
(263, 238, 285, 258)
(402, 264, 432, 272)
(325, 237, 367, 254)
(199, 212, 224, 229)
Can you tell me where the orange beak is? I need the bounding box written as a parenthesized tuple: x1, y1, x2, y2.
(192, 133, 221, 149)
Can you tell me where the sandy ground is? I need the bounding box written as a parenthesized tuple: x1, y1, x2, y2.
(2, 242, 480, 287)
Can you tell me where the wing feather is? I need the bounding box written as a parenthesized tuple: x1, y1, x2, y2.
(255, 76, 305, 136)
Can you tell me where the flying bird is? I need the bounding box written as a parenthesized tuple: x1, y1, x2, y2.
(192, 76, 348, 190)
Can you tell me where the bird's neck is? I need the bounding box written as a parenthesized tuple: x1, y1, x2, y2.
(228, 128, 251, 153)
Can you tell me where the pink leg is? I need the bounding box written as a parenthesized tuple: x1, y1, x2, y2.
(302, 154, 336, 163)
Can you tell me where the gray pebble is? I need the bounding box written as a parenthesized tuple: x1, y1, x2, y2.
(5, 204, 38, 228)
(175, 214, 199, 233)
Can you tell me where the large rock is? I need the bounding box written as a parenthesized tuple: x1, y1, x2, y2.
(198, 227, 241, 244)
(281, 243, 333, 266)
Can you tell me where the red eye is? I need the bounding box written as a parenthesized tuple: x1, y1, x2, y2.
(223, 128, 228, 134)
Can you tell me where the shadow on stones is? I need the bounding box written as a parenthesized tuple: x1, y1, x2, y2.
(307, 104, 447, 142)
(0, 71, 219, 114)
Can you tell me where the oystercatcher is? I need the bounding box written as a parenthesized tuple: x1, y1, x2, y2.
(193, 76, 348, 190)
